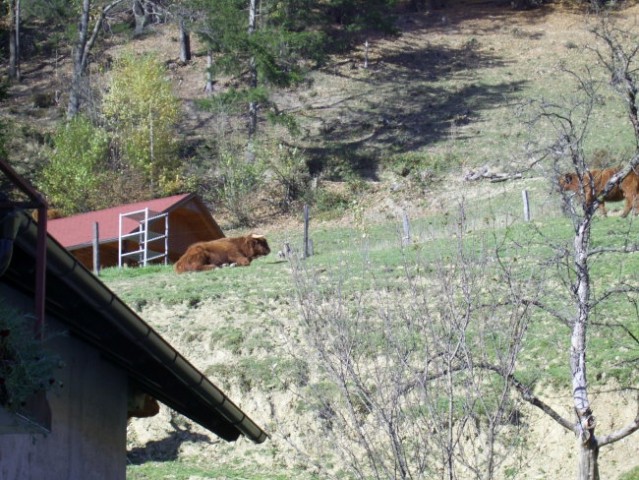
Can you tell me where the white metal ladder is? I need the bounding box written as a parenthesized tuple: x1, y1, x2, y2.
(118, 208, 169, 267)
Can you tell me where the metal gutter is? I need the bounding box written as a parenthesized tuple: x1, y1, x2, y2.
(9, 211, 268, 444)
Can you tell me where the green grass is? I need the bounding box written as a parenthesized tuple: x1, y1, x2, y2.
(620, 466, 639, 480)
(205, 356, 309, 393)
(127, 461, 307, 480)
(99, 255, 290, 309)
(103, 206, 639, 392)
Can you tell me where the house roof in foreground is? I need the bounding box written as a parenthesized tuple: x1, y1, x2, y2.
(47, 193, 214, 249)
(1, 210, 267, 444)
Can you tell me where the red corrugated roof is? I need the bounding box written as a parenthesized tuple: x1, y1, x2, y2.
(47, 194, 194, 248)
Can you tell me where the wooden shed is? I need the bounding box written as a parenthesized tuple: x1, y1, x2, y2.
(0, 168, 267, 480)
(46, 194, 224, 269)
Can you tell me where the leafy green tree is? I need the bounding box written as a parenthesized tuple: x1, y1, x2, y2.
(323, 0, 398, 35)
(194, 0, 325, 152)
(102, 52, 185, 195)
(37, 115, 109, 215)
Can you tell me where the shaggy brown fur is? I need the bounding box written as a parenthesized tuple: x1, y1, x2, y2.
(559, 168, 639, 217)
(174, 234, 271, 273)
(127, 393, 160, 419)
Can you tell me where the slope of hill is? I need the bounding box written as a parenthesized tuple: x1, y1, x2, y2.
(3, 1, 639, 479)
(113, 4, 639, 480)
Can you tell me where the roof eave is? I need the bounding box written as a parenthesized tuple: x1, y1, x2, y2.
(4, 211, 267, 444)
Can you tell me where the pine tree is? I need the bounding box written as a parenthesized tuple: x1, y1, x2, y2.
(194, 0, 325, 159)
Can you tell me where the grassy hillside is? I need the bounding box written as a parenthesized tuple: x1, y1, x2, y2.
(2, 1, 636, 226)
(4, 1, 639, 479)
(103, 4, 639, 480)
(109, 180, 639, 479)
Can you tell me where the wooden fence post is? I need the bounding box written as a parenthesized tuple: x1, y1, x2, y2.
(93, 222, 100, 276)
(522, 190, 531, 222)
(402, 210, 412, 246)
(364, 39, 369, 69)
(303, 204, 311, 258)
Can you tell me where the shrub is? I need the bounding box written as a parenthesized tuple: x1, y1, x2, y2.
(37, 116, 109, 215)
(311, 187, 351, 215)
(263, 144, 310, 212)
(102, 52, 183, 197)
(388, 151, 455, 178)
(217, 148, 265, 227)
(311, 151, 362, 181)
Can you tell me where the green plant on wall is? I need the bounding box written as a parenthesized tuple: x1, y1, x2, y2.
(0, 302, 62, 412)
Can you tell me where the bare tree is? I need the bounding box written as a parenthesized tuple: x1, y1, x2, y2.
(67, 0, 127, 118)
(518, 14, 639, 480)
(132, 0, 150, 36)
(286, 212, 536, 479)
(286, 14, 639, 480)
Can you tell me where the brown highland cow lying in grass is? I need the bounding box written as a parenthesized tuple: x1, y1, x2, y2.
(559, 167, 639, 217)
(174, 234, 271, 273)
(127, 392, 160, 419)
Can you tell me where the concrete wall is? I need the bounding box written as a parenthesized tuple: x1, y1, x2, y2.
(0, 287, 128, 480)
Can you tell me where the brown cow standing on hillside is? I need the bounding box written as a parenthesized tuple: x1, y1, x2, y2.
(559, 167, 639, 217)
(174, 234, 271, 273)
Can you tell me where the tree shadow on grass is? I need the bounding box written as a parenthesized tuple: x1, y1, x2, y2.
(298, 37, 527, 179)
(127, 415, 213, 465)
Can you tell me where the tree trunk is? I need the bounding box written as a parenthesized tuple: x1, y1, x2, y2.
(578, 438, 600, 480)
(133, 0, 149, 36)
(14, 0, 20, 81)
(67, 0, 91, 118)
(246, 0, 258, 162)
(571, 209, 600, 479)
(8, 0, 20, 81)
(179, 17, 191, 63)
(246, 0, 259, 163)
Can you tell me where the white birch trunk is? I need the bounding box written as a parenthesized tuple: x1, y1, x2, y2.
(246, 0, 258, 161)
(571, 217, 600, 480)
(204, 50, 214, 95)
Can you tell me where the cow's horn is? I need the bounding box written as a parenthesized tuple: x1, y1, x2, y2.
(251, 233, 265, 239)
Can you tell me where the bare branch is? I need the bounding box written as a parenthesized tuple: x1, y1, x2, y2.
(520, 298, 572, 327)
(591, 320, 639, 347)
(589, 244, 639, 256)
(477, 362, 576, 433)
(598, 416, 639, 447)
(591, 285, 639, 310)
(82, 0, 128, 71)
